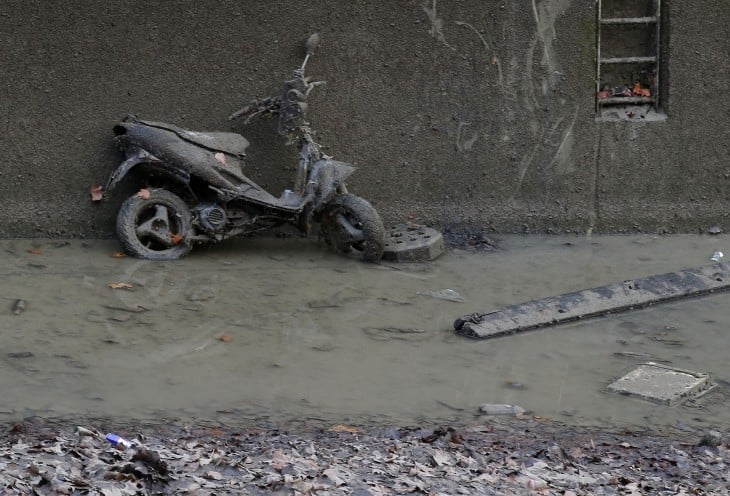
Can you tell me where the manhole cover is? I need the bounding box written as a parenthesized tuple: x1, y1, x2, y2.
(607, 362, 715, 406)
(382, 224, 444, 262)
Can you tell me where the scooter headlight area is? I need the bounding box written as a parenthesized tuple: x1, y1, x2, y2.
(102, 34, 386, 262)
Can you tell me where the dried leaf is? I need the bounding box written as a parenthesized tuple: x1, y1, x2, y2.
(89, 184, 104, 202)
(110, 252, 127, 258)
(431, 450, 452, 466)
(204, 470, 223, 480)
(214, 152, 227, 165)
(322, 468, 346, 487)
(328, 424, 360, 433)
(27, 248, 43, 255)
(217, 335, 232, 343)
(136, 188, 151, 200)
(171, 233, 183, 245)
(107, 282, 133, 290)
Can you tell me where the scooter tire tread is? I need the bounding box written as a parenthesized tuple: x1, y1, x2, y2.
(116, 188, 193, 261)
(324, 193, 385, 262)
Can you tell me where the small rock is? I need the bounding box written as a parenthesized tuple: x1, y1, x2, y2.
(12, 299, 25, 315)
(7, 352, 34, 359)
(698, 430, 723, 447)
(186, 287, 217, 302)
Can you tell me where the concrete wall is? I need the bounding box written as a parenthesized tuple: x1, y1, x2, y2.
(1, 0, 727, 237)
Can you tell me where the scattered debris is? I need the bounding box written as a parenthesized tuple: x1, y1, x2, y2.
(707, 225, 722, 235)
(382, 224, 444, 262)
(110, 251, 127, 258)
(1, 418, 728, 494)
(26, 248, 42, 255)
(612, 84, 632, 97)
(328, 424, 360, 433)
(101, 304, 148, 313)
(711, 251, 723, 262)
(479, 404, 526, 416)
(7, 352, 34, 359)
(631, 81, 651, 97)
(607, 362, 715, 406)
(12, 299, 25, 315)
(455, 263, 730, 339)
(503, 381, 526, 390)
(89, 184, 104, 202)
(216, 335, 232, 343)
(362, 327, 427, 342)
(698, 430, 723, 447)
(106, 433, 135, 449)
(135, 188, 151, 200)
(417, 288, 464, 302)
(76, 426, 102, 438)
(186, 287, 217, 302)
(107, 282, 134, 290)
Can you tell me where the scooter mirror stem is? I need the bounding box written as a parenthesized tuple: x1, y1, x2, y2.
(300, 54, 311, 72)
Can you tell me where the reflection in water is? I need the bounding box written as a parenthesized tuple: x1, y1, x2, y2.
(0, 235, 727, 430)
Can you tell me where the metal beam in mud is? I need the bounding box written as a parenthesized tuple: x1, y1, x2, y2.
(454, 263, 730, 339)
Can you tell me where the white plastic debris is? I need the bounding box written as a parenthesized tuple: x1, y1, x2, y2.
(710, 251, 723, 262)
(479, 403, 526, 416)
(416, 289, 464, 302)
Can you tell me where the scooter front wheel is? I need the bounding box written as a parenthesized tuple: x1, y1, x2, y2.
(116, 188, 193, 261)
(320, 194, 385, 262)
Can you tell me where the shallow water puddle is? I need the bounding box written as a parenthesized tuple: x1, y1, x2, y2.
(0, 235, 727, 429)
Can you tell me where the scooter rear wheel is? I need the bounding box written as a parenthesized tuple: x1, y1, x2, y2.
(116, 188, 193, 260)
(321, 194, 385, 262)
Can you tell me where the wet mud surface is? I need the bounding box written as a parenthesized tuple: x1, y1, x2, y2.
(1, 234, 729, 430)
(1, 234, 729, 493)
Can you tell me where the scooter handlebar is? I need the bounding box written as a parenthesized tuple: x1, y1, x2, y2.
(228, 96, 282, 123)
(228, 105, 254, 121)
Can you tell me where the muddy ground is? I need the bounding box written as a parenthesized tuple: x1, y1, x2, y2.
(2, 234, 729, 494)
(1, 416, 727, 495)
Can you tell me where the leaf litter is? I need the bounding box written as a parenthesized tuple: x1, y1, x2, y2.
(0, 417, 726, 495)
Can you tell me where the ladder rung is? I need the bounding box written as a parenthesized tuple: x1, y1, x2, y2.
(599, 96, 654, 105)
(600, 56, 657, 64)
(600, 16, 657, 25)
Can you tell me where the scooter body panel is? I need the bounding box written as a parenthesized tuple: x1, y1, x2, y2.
(308, 158, 355, 211)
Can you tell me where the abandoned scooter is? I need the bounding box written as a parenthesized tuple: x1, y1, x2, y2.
(104, 33, 385, 261)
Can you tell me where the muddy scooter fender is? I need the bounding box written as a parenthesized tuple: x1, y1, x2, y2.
(105, 148, 176, 192)
(307, 158, 355, 210)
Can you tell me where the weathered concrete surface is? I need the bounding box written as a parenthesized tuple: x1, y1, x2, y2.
(455, 262, 730, 339)
(0, 1, 728, 237)
(382, 224, 444, 262)
(607, 362, 713, 406)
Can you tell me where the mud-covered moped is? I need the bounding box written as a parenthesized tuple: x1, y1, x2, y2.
(104, 34, 384, 261)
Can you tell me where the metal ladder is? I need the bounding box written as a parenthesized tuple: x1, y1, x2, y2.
(596, 0, 661, 112)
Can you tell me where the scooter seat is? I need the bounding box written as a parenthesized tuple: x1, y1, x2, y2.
(124, 116, 250, 157)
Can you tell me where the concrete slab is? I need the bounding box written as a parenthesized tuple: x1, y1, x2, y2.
(607, 362, 714, 406)
(455, 262, 730, 339)
(382, 224, 444, 262)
